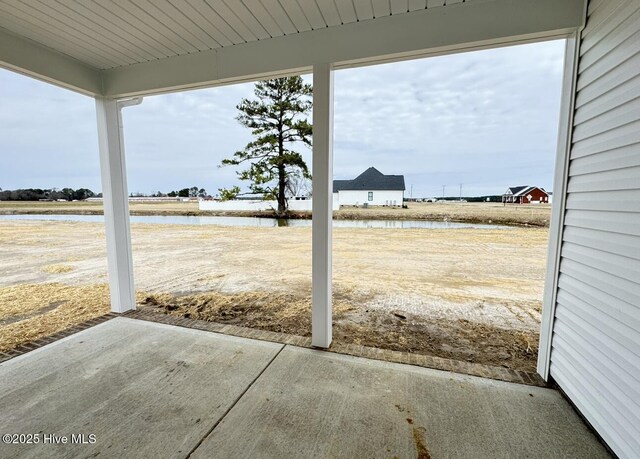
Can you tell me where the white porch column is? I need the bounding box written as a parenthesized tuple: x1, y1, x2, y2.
(312, 63, 334, 348)
(537, 34, 580, 379)
(95, 97, 140, 313)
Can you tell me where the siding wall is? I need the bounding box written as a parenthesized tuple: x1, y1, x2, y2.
(337, 190, 404, 207)
(199, 195, 340, 212)
(549, 1, 640, 458)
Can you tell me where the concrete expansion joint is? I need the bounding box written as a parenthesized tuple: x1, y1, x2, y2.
(185, 344, 286, 458)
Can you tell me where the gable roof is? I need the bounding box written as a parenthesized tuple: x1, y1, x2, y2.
(504, 186, 548, 197)
(333, 167, 405, 191)
(505, 186, 529, 195)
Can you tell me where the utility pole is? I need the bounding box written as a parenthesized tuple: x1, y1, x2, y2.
(442, 185, 446, 199)
(459, 183, 462, 202)
(410, 184, 413, 198)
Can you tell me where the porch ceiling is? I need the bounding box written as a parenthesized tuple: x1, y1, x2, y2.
(0, 0, 585, 97)
(0, 0, 468, 71)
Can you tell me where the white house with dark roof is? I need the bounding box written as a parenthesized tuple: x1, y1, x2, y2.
(333, 167, 405, 207)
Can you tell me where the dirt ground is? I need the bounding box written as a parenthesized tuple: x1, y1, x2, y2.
(0, 218, 547, 371)
(337, 201, 551, 227)
(0, 200, 551, 226)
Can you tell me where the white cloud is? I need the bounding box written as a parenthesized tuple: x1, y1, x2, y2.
(0, 39, 565, 197)
(333, 40, 565, 196)
(0, 71, 98, 190)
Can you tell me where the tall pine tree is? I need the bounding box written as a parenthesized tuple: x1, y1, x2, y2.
(220, 77, 312, 216)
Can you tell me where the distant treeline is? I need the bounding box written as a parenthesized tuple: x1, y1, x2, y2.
(2, 187, 498, 202)
(0, 186, 210, 201)
(0, 188, 97, 201)
(138, 187, 208, 198)
(454, 195, 502, 203)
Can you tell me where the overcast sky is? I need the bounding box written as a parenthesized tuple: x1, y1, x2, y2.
(0, 39, 565, 197)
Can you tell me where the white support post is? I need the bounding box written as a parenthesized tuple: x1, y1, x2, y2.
(312, 63, 334, 348)
(537, 34, 580, 379)
(95, 97, 141, 313)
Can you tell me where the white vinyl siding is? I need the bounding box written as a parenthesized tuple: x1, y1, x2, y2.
(336, 190, 403, 207)
(548, 1, 640, 458)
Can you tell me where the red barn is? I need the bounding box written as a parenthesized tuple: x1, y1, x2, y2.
(502, 186, 549, 204)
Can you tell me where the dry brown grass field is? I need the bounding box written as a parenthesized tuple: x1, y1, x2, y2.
(338, 201, 551, 226)
(0, 200, 551, 226)
(0, 217, 549, 371)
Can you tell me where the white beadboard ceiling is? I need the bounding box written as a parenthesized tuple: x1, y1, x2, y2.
(0, 0, 467, 70)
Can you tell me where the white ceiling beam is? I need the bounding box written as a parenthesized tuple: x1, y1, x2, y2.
(0, 27, 102, 96)
(102, 0, 586, 97)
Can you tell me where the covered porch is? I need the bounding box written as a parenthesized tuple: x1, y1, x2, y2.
(1, 0, 638, 457)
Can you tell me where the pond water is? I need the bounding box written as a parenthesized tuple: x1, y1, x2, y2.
(0, 214, 511, 230)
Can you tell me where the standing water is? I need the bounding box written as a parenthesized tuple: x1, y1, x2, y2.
(0, 214, 511, 229)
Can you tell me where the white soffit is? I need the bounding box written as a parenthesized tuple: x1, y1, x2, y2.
(0, 0, 470, 71)
(0, 0, 586, 96)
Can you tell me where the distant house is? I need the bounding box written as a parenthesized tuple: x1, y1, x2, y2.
(502, 186, 550, 204)
(333, 167, 405, 207)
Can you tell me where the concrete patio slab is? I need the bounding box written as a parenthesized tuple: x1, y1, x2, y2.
(194, 346, 611, 459)
(0, 317, 283, 458)
(0, 318, 610, 458)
